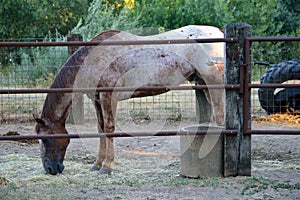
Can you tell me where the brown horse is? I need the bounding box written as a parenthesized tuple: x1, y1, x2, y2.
(34, 25, 224, 175)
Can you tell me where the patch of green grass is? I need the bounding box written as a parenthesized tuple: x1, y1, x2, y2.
(239, 177, 276, 195)
(105, 197, 123, 200)
(165, 176, 191, 186)
(79, 188, 88, 194)
(239, 177, 300, 196)
(162, 176, 220, 188)
(111, 177, 140, 187)
(272, 182, 300, 190)
(146, 198, 157, 200)
(201, 178, 220, 187)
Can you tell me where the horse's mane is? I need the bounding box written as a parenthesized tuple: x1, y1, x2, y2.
(40, 45, 93, 121)
(41, 30, 121, 121)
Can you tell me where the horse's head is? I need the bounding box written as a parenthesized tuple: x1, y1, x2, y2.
(33, 115, 70, 175)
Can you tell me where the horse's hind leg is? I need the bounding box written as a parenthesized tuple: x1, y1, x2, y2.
(98, 92, 117, 174)
(202, 66, 225, 125)
(90, 98, 107, 171)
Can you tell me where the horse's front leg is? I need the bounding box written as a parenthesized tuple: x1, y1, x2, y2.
(98, 92, 117, 174)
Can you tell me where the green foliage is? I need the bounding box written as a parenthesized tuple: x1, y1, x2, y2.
(222, 0, 299, 65)
(1, 0, 299, 39)
(0, 0, 92, 39)
(34, 0, 93, 36)
(74, 0, 299, 40)
(134, 0, 228, 29)
(225, 0, 282, 36)
(74, 0, 300, 66)
(0, 0, 36, 39)
(72, 0, 139, 39)
(0, 31, 68, 87)
(276, 0, 300, 35)
(74, 0, 232, 39)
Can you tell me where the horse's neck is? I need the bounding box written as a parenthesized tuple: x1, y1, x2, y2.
(41, 30, 121, 124)
(41, 46, 92, 123)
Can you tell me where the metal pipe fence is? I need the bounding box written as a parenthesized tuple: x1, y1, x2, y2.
(1, 35, 300, 141)
(0, 37, 237, 124)
(245, 36, 300, 135)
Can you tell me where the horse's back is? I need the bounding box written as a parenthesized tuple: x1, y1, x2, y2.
(74, 25, 224, 90)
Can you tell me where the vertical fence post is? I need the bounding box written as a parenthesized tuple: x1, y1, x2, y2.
(224, 23, 252, 176)
(67, 34, 85, 125)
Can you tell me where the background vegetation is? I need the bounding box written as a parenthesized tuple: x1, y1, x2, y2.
(1, 0, 299, 39)
(71, 0, 300, 39)
(0, 0, 299, 85)
(0, 0, 93, 39)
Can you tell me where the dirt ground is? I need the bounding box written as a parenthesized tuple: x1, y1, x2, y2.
(0, 120, 299, 200)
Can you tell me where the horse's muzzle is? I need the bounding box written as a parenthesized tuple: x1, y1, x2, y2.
(44, 161, 65, 175)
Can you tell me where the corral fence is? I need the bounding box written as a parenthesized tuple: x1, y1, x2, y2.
(1, 23, 300, 177)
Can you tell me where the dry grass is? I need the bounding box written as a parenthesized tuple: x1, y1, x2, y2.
(253, 113, 300, 127)
(0, 153, 177, 188)
(1, 153, 299, 199)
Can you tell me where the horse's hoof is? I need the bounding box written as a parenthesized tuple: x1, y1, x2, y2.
(98, 167, 112, 175)
(90, 165, 101, 171)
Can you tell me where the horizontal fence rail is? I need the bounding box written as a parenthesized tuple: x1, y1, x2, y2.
(0, 130, 238, 141)
(248, 130, 300, 135)
(250, 83, 300, 88)
(0, 85, 239, 94)
(0, 38, 237, 47)
(246, 36, 300, 42)
(2, 129, 300, 141)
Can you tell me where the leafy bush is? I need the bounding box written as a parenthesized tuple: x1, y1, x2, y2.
(0, 0, 92, 38)
(72, 0, 140, 39)
(0, 31, 68, 87)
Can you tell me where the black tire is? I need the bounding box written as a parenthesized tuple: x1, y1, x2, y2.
(258, 59, 300, 114)
(274, 88, 300, 113)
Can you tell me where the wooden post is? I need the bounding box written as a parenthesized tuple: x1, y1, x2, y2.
(67, 34, 85, 125)
(224, 23, 252, 176)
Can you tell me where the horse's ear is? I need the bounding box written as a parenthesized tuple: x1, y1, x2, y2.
(33, 114, 46, 126)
